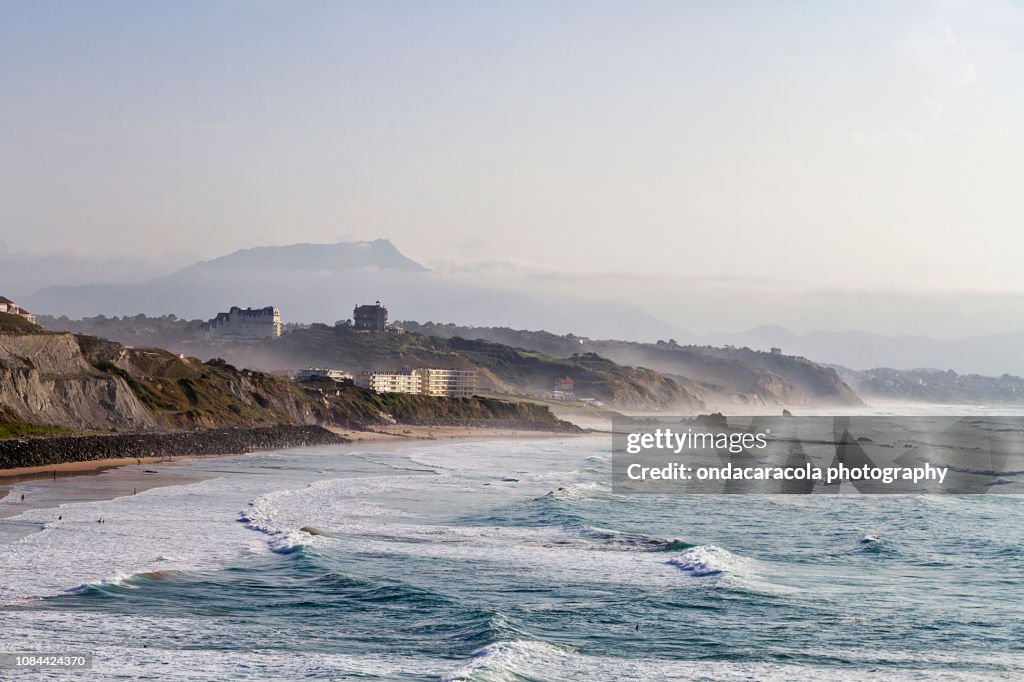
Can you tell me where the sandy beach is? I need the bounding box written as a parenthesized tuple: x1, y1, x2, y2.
(0, 454, 199, 479)
(0, 425, 585, 480)
(327, 424, 591, 443)
(0, 424, 593, 542)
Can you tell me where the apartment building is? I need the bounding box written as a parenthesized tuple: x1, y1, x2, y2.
(419, 368, 477, 398)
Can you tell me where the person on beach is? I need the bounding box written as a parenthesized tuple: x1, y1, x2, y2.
(20, 493, 25, 503)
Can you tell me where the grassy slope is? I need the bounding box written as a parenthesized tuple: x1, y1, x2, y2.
(394, 323, 862, 407)
(0, 405, 68, 438)
(0, 423, 67, 438)
(0, 312, 44, 334)
(240, 325, 701, 408)
(325, 387, 564, 425)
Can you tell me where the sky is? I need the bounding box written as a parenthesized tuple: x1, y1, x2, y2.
(2, 1, 1023, 335)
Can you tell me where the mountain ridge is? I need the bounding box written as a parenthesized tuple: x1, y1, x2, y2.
(176, 239, 428, 274)
(22, 240, 682, 340)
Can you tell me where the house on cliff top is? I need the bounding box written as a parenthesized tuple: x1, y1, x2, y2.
(0, 296, 36, 324)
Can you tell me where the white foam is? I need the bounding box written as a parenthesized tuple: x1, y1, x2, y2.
(0, 437, 776, 605)
(439, 638, 1010, 682)
(0, 609, 1017, 681)
(547, 480, 611, 500)
(0, 610, 452, 680)
(0, 477, 276, 604)
(667, 544, 748, 578)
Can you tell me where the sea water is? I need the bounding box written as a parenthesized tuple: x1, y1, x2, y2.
(0, 435, 1021, 680)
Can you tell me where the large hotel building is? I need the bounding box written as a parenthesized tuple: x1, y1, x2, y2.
(356, 368, 477, 397)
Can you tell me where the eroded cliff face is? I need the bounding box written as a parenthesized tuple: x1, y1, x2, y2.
(76, 335, 326, 429)
(0, 332, 580, 436)
(0, 334, 158, 430)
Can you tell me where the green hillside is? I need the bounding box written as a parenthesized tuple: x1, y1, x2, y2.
(0, 332, 578, 439)
(0, 312, 44, 334)
(219, 324, 703, 409)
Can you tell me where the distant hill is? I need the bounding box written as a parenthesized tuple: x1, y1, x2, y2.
(689, 325, 1024, 377)
(834, 366, 1024, 405)
(191, 324, 704, 411)
(43, 316, 864, 409)
(589, 342, 863, 408)
(37, 313, 203, 348)
(23, 240, 681, 341)
(396, 322, 863, 408)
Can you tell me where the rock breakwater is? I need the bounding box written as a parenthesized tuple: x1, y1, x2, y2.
(0, 425, 347, 470)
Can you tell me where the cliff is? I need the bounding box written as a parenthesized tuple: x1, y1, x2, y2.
(0, 333, 158, 430)
(0, 332, 577, 440)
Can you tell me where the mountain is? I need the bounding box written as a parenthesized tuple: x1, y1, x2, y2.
(22, 240, 681, 341)
(177, 239, 427, 274)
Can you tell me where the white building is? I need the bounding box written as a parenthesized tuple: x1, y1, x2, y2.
(0, 296, 36, 324)
(357, 370, 423, 395)
(296, 367, 353, 383)
(356, 368, 478, 397)
(199, 306, 282, 342)
(419, 368, 477, 398)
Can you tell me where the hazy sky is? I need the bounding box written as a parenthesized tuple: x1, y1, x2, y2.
(2, 1, 1023, 303)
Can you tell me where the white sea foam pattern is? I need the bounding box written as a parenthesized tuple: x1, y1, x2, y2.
(0, 478, 270, 604)
(1, 435, 1022, 680)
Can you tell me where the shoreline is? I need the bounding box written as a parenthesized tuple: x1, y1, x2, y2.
(0, 454, 201, 479)
(0, 423, 590, 480)
(0, 425, 346, 475)
(326, 423, 590, 443)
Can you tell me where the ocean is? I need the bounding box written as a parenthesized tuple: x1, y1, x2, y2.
(1, 434, 1021, 680)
